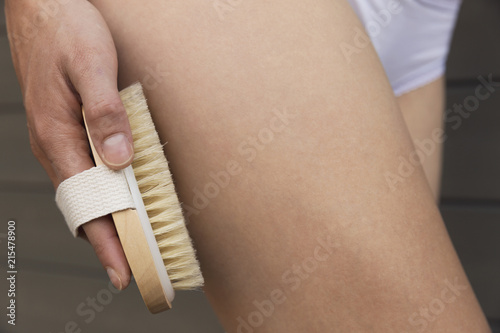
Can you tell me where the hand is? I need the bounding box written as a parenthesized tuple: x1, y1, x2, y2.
(5, 0, 132, 290)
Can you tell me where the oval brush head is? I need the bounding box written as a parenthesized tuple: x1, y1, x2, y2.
(119, 83, 204, 291)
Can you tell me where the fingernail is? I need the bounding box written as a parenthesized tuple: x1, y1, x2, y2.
(106, 267, 123, 290)
(102, 133, 133, 166)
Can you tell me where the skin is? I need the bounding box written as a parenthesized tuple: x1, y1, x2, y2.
(6, 0, 490, 331)
(398, 77, 445, 200)
(5, 0, 133, 290)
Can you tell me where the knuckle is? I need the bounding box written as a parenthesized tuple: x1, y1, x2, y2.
(28, 118, 52, 150)
(93, 240, 107, 258)
(71, 42, 114, 64)
(28, 130, 43, 159)
(24, 95, 55, 150)
(91, 231, 117, 259)
(86, 98, 123, 119)
(69, 45, 117, 81)
(69, 45, 98, 71)
(85, 98, 126, 133)
(27, 112, 88, 161)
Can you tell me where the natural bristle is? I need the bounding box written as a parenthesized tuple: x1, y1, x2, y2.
(119, 83, 204, 290)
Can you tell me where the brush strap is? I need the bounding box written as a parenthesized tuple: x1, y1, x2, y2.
(55, 165, 136, 237)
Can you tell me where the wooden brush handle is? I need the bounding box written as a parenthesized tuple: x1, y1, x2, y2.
(82, 110, 172, 313)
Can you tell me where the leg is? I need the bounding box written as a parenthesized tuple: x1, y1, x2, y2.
(397, 77, 445, 200)
(90, 0, 489, 331)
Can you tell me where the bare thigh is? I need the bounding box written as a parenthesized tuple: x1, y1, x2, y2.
(90, 0, 489, 332)
(397, 77, 445, 200)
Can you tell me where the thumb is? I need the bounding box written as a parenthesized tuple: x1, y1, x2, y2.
(70, 64, 134, 170)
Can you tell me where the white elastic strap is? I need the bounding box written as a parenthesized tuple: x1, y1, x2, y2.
(55, 165, 136, 237)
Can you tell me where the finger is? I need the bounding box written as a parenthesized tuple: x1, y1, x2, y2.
(27, 131, 59, 187)
(25, 75, 131, 288)
(31, 105, 95, 181)
(82, 215, 131, 290)
(68, 51, 134, 170)
(30, 103, 132, 289)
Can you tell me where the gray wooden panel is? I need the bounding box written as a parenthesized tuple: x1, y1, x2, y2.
(0, 191, 223, 331)
(441, 84, 500, 200)
(0, 36, 23, 105)
(441, 206, 500, 319)
(0, 270, 223, 333)
(447, 0, 500, 80)
(0, 192, 100, 269)
(0, 112, 52, 187)
(0, 2, 23, 105)
(0, 0, 5, 37)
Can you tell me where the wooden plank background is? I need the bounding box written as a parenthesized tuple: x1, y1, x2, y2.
(0, 0, 499, 331)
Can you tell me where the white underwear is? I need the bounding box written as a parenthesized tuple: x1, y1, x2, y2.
(346, 0, 462, 96)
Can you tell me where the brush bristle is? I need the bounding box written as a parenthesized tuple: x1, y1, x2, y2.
(119, 83, 204, 290)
